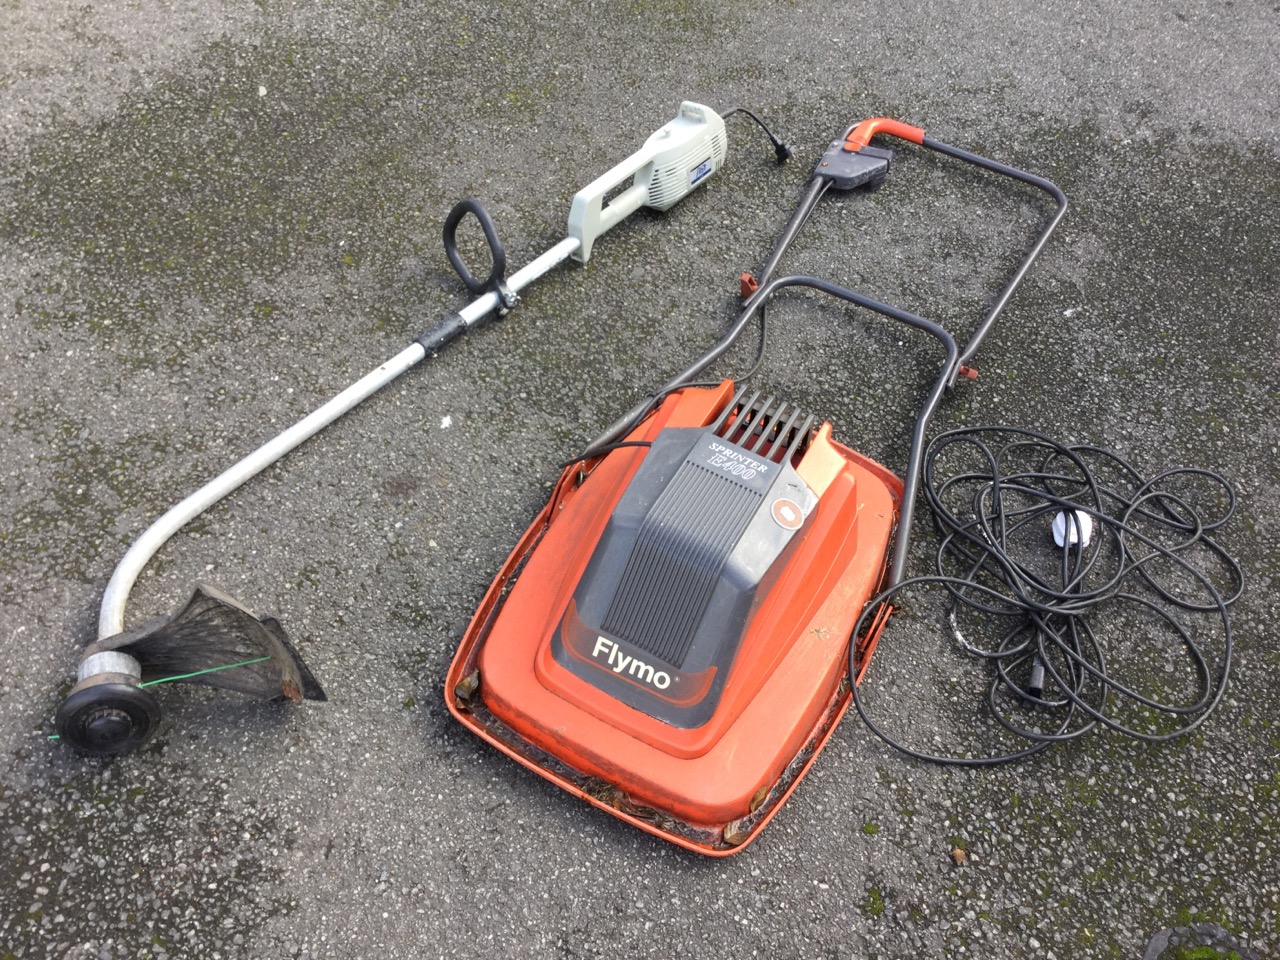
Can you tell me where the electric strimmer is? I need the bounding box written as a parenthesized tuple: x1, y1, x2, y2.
(55, 102, 734, 755)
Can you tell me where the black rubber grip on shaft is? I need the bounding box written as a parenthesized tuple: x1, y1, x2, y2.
(415, 312, 468, 355)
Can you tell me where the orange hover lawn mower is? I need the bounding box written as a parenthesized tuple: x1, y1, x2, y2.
(445, 117, 1068, 855)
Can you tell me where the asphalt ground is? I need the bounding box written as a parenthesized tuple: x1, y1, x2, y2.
(1, 1, 1277, 957)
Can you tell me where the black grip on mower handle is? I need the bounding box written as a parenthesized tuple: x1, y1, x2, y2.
(443, 198, 507, 295)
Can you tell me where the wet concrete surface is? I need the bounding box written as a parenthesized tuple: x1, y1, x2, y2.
(1, 1, 1277, 957)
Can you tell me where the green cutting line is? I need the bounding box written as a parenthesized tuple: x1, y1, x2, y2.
(139, 656, 271, 687)
(48, 656, 273, 740)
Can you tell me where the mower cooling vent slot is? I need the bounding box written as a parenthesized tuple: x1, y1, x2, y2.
(711, 388, 816, 465)
(601, 462, 763, 668)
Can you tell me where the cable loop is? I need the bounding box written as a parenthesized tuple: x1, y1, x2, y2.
(852, 427, 1241, 766)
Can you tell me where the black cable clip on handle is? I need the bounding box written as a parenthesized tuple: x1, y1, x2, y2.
(418, 198, 518, 355)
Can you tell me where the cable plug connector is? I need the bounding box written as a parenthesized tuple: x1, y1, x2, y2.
(720, 107, 792, 165)
(1026, 656, 1047, 701)
(1052, 510, 1094, 549)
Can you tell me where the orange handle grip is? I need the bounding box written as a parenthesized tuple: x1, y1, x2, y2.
(843, 117, 925, 152)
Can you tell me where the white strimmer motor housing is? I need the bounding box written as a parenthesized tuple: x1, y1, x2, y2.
(569, 101, 727, 262)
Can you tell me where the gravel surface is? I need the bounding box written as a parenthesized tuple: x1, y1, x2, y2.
(1, 1, 1277, 957)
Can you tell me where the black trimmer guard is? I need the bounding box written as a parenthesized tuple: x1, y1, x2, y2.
(56, 584, 325, 755)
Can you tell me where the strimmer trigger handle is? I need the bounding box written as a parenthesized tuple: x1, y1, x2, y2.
(568, 101, 727, 262)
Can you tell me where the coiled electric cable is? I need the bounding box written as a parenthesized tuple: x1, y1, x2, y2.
(850, 426, 1242, 766)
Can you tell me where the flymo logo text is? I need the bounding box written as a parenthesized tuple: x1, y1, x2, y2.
(591, 636, 672, 690)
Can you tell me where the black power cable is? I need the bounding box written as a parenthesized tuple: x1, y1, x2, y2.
(719, 107, 794, 163)
(850, 427, 1242, 766)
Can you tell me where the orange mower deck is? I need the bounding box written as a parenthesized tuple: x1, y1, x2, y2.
(445, 383, 900, 855)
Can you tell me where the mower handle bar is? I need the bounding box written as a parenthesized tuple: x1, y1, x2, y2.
(920, 137, 1067, 381)
(751, 120, 1067, 391)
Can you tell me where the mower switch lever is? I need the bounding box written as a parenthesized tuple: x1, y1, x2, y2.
(815, 142, 894, 190)
(843, 116, 926, 152)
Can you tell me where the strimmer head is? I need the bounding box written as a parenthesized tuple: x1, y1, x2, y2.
(446, 382, 901, 855)
(57, 584, 326, 755)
